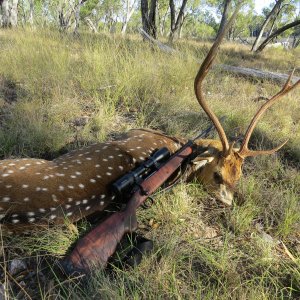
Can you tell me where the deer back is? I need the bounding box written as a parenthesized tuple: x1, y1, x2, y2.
(0, 129, 184, 231)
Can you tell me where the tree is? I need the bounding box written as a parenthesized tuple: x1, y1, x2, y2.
(208, 0, 254, 40)
(251, 0, 284, 51)
(141, 0, 157, 38)
(255, 18, 300, 52)
(0, 0, 19, 27)
(216, 0, 231, 38)
(57, 0, 89, 33)
(157, 0, 169, 36)
(168, 0, 188, 42)
(292, 25, 300, 47)
(121, 0, 137, 34)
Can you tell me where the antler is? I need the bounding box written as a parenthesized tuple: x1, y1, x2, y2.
(238, 70, 300, 158)
(194, 1, 242, 156)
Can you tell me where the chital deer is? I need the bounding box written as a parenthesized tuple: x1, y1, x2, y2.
(0, 20, 299, 233)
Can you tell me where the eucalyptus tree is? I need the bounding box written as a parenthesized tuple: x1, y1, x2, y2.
(157, 0, 169, 36)
(256, 18, 300, 51)
(18, 0, 35, 25)
(168, 0, 188, 42)
(121, 0, 137, 34)
(0, 0, 19, 27)
(141, 0, 157, 38)
(252, 0, 300, 51)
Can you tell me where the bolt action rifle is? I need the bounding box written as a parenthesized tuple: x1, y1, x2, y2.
(61, 121, 222, 275)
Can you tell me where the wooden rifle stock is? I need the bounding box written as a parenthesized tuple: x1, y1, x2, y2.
(61, 141, 194, 275)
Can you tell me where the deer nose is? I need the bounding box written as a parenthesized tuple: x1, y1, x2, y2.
(218, 184, 233, 206)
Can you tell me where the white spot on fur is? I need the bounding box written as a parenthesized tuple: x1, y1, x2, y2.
(52, 194, 58, 202)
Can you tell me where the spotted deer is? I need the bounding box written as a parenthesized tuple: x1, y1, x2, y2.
(0, 24, 299, 233)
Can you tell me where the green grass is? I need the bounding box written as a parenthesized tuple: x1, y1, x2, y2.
(0, 28, 299, 299)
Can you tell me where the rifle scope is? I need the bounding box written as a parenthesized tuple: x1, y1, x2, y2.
(112, 147, 170, 198)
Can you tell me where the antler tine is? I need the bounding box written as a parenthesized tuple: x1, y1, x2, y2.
(238, 72, 300, 158)
(239, 139, 289, 158)
(194, 1, 243, 156)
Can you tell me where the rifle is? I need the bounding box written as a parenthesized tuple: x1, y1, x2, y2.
(61, 121, 222, 275)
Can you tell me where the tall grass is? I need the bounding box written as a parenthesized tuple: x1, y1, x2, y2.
(0, 28, 299, 299)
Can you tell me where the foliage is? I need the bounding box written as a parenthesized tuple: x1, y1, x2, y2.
(1, 0, 298, 43)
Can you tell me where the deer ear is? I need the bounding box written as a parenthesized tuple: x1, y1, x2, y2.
(191, 156, 213, 171)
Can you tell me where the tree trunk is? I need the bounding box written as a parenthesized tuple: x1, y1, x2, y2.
(1, 0, 19, 27)
(168, 0, 188, 43)
(256, 19, 300, 52)
(294, 38, 300, 48)
(58, 1, 71, 31)
(158, 3, 168, 36)
(1, 0, 10, 27)
(216, 0, 231, 39)
(28, 0, 34, 25)
(251, 0, 283, 51)
(74, 0, 89, 34)
(141, 0, 149, 34)
(85, 17, 98, 33)
(121, 0, 136, 35)
(141, 0, 157, 39)
(148, 0, 157, 39)
(74, 1, 82, 35)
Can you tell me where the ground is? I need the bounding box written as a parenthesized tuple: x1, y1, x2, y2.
(0, 29, 299, 299)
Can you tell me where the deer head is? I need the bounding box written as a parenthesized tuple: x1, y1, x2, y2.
(190, 9, 300, 205)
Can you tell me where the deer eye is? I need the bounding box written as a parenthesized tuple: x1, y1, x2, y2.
(213, 172, 223, 185)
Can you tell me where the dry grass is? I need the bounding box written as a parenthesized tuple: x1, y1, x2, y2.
(0, 28, 299, 299)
